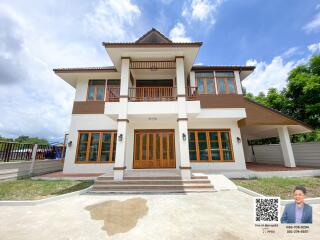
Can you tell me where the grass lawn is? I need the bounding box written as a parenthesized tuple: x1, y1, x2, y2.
(0, 179, 94, 200)
(233, 177, 320, 199)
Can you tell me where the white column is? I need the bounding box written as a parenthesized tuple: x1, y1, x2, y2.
(114, 58, 130, 180)
(234, 71, 243, 94)
(278, 126, 296, 167)
(176, 57, 191, 179)
(177, 119, 191, 179)
(240, 132, 253, 163)
(190, 71, 196, 88)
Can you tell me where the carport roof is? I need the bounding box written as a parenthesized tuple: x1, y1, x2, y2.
(238, 98, 313, 131)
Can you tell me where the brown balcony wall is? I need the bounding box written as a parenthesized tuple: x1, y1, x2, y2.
(199, 94, 246, 108)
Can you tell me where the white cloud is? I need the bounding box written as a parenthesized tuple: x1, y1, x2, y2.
(169, 23, 192, 42)
(308, 42, 320, 53)
(0, 1, 140, 142)
(246, 59, 258, 66)
(282, 47, 299, 58)
(182, 0, 224, 25)
(85, 0, 141, 41)
(243, 56, 298, 94)
(303, 12, 320, 33)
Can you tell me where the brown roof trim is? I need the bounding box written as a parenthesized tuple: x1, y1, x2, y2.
(54, 64, 255, 73)
(192, 65, 255, 71)
(244, 98, 314, 130)
(135, 28, 172, 43)
(102, 42, 203, 48)
(53, 66, 117, 73)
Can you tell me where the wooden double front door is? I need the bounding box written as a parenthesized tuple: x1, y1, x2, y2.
(133, 130, 176, 169)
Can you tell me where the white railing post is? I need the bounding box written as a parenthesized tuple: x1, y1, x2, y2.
(29, 144, 38, 176)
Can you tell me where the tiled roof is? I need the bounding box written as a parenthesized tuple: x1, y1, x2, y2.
(53, 66, 117, 73)
(102, 42, 203, 47)
(53, 65, 256, 73)
(191, 65, 255, 71)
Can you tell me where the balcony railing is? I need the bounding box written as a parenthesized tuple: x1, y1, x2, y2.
(105, 87, 120, 102)
(104, 86, 199, 102)
(129, 87, 177, 101)
(186, 87, 198, 101)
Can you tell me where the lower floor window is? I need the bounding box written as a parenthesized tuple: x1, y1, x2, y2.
(76, 131, 117, 163)
(188, 129, 234, 162)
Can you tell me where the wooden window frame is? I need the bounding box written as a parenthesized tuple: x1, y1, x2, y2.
(86, 80, 106, 101)
(188, 129, 235, 162)
(195, 72, 216, 95)
(215, 72, 237, 94)
(75, 130, 117, 164)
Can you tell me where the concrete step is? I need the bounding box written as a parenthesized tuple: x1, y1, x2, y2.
(92, 185, 213, 191)
(96, 175, 209, 181)
(94, 179, 211, 185)
(90, 174, 213, 194)
(90, 188, 215, 193)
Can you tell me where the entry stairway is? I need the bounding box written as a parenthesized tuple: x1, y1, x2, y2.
(90, 172, 214, 193)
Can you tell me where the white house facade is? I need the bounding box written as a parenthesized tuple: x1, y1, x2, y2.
(54, 29, 312, 180)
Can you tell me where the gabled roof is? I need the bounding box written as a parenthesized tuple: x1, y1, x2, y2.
(103, 28, 202, 47)
(135, 28, 172, 43)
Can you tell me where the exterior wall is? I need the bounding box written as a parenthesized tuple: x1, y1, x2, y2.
(105, 101, 201, 116)
(0, 160, 63, 180)
(252, 142, 320, 167)
(75, 79, 89, 101)
(64, 117, 246, 173)
(63, 114, 117, 173)
(188, 119, 247, 170)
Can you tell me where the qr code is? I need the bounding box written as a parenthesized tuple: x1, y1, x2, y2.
(254, 197, 280, 223)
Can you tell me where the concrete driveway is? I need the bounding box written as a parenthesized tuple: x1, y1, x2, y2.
(0, 190, 319, 240)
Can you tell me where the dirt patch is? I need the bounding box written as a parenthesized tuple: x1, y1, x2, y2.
(85, 197, 148, 236)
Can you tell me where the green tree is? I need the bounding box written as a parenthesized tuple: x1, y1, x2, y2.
(14, 136, 49, 145)
(245, 54, 320, 142)
(286, 55, 320, 128)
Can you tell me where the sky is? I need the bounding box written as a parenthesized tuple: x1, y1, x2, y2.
(0, 0, 320, 142)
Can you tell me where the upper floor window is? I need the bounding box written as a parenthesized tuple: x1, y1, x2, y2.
(195, 72, 215, 94)
(195, 71, 237, 95)
(87, 80, 106, 101)
(215, 72, 236, 94)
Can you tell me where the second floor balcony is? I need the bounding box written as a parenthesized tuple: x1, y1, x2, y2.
(104, 86, 198, 102)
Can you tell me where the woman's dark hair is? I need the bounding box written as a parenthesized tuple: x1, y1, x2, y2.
(294, 185, 307, 194)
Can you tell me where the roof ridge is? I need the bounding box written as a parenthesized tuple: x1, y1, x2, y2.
(135, 28, 172, 43)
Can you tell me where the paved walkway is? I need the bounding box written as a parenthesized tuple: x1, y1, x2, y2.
(0, 190, 319, 240)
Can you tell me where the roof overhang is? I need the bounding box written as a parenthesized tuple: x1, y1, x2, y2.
(238, 98, 313, 139)
(241, 125, 311, 140)
(103, 43, 202, 74)
(191, 65, 255, 81)
(53, 67, 118, 88)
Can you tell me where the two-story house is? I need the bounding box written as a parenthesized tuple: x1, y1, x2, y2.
(54, 28, 311, 181)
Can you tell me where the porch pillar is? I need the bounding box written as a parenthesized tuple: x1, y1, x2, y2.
(278, 126, 296, 167)
(176, 56, 191, 179)
(114, 57, 130, 180)
(240, 132, 253, 162)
